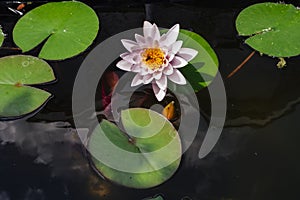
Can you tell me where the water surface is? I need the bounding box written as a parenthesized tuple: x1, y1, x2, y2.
(1, 1, 300, 199)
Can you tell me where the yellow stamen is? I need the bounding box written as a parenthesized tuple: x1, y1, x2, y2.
(142, 48, 165, 70)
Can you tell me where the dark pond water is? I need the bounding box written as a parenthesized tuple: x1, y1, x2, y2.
(1, 0, 300, 199)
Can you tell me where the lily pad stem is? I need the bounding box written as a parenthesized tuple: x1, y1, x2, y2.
(227, 51, 255, 78)
(0, 47, 21, 51)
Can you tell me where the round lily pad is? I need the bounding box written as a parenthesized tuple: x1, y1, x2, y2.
(88, 108, 181, 189)
(0, 27, 4, 47)
(13, 1, 99, 60)
(236, 2, 300, 57)
(0, 55, 55, 118)
(178, 29, 219, 91)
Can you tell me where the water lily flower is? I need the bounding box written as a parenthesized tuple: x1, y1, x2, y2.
(116, 21, 198, 101)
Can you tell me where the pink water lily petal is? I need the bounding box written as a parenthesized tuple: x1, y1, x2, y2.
(159, 34, 169, 47)
(120, 52, 140, 64)
(159, 24, 179, 47)
(177, 48, 198, 62)
(171, 56, 188, 68)
(170, 40, 183, 54)
(156, 74, 167, 90)
(158, 66, 164, 72)
(162, 58, 169, 68)
(145, 36, 154, 47)
(168, 69, 186, 85)
(140, 67, 149, 75)
(151, 24, 160, 42)
(117, 21, 198, 102)
(152, 83, 166, 102)
(147, 68, 155, 74)
(135, 34, 145, 44)
(143, 74, 154, 84)
(116, 60, 133, 71)
(131, 74, 143, 87)
(143, 21, 153, 39)
(121, 39, 139, 52)
(120, 52, 130, 58)
(153, 40, 160, 48)
(163, 64, 173, 75)
(167, 52, 175, 62)
(154, 71, 163, 80)
(131, 64, 141, 73)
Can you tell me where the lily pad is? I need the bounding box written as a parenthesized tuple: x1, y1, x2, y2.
(178, 29, 219, 91)
(236, 2, 300, 57)
(88, 108, 181, 189)
(0, 27, 4, 47)
(13, 1, 99, 60)
(0, 55, 55, 118)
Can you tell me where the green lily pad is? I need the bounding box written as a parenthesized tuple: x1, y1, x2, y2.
(88, 108, 181, 189)
(0, 55, 55, 118)
(178, 29, 219, 91)
(13, 1, 99, 60)
(236, 2, 300, 57)
(0, 27, 4, 47)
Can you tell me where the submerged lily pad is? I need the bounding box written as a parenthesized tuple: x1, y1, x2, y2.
(178, 30, 219, 91)
(143, 195, 164, 200)
(236, 2, 300, 57)
(0, 27, 4, 46)
(13, 1, 99, 60)
(88, 108, 181, 189)
(0, 55, 55, 118)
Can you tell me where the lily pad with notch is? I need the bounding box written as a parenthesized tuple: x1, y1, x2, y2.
(13, 1, 99, 60)
(0, 55, 55, 118)
(159, 29, 218, 92)
(88, 108, 182, 189)
(236, 2, 300, 58)
(177, 30, 219, 92)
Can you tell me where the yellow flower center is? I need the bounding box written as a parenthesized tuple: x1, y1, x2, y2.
(142, 48, 165, 70)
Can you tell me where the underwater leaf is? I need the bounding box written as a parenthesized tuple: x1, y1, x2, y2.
(88, 108, 181, 189)
(178, 29, 219, 91)
(236, 2, 300, 57)
(13, 1, 99, 60)
(0, 27, 4, 47)
(0, 55, 55, 118)
(101, 71, 119, 109)
(143, 195, 164, 200)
